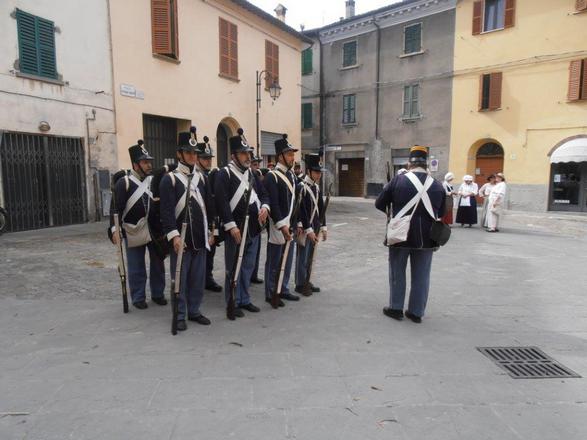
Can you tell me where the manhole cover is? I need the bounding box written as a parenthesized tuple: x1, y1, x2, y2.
(477, 346, 581, 379)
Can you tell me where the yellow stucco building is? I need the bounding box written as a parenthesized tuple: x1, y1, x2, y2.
(449, 0, 587, 212)
(108, 0, 308, 170)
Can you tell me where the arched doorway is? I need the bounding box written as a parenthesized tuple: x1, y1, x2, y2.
(548, 135, 587, 212)
(475, 141, 504, 195)
(216, 117, 241, 168)
(216, 124, 230, 168)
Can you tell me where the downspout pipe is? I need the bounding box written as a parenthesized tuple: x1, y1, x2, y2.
(373, 18, 381, 140)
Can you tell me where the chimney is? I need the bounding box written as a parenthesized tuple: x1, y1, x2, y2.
(274, 3, 287, 22)
(345, 0, 355, 19)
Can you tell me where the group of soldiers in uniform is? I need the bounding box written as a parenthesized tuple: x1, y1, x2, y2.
(109, 127, 328, 332)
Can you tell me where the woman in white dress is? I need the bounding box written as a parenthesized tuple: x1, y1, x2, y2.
(478, 174, 496, 228)
(441, 172, 457, 225)
(487, 173, 507, 232)
(455, 175, 478, 227)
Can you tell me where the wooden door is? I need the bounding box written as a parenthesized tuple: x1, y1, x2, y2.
(338, 158, 364, 197)
(475, 156, 503, 201)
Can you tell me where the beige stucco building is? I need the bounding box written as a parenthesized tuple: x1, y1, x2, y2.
(109, 0, 309, 170)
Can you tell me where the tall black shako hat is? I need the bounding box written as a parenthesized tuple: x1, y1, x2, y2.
(229, 128, 254, 154)
(409, 145, 429, 165)
(304, 154, 324, 172)
(195, 136, 214, 158)
(177, 126, 198, 152)
(251, 154, 263, 163)
(274, 134, 298, 155)
(129, 140, 154, 163)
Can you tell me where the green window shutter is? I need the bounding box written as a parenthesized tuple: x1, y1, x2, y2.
(343, 94, 356, 123)
(302, 48, 313, 75)
(302, 103, 313, 129)
(343, 42, 357, 67)
(37, 17, 57, 79)
(404, 24, 421, 54)
(16, 9, 57, 79)
(16, 9, 39, 75)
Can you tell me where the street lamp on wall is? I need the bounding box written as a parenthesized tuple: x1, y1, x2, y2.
(256, 70, 281, 157)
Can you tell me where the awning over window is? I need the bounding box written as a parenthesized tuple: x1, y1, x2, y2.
(551, 138, 587, 163)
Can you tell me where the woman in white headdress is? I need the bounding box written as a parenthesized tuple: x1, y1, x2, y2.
(487, 173, 507, 232)
(478, 174, 496, 228)
(441, 172, 456, 225)
(455, 175, 478, 227)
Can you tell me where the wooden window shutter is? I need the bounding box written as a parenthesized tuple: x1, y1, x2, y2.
(581, 59, 587, 100)
(16, 10, 40, 75)
(504, 0, 516, 28)
(489, 72, 503, 110)
(219, 18, 230, 75)
(576, 0, 587, 12)
(229, 22, 238, 78)
(151, 0, 173, 56)
(472, 1, 483, 35)
(568, 60, 582, 101)
(265, 41, 279, 88)
(37, 17, 57, 79)
(479, 74, 485, 110)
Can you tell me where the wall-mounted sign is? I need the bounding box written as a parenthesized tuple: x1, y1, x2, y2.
(429, 159, 439, 172)
(553, 174, 561, 183)
(554, 200, 570, 204)
(326, 145, 342, 152)
(341, 164, 349, 171)
(120, 83, 144, 100)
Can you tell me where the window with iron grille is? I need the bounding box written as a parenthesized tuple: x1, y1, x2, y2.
(404, 23, 422, 54)
(302, 48, 313, 75)
(342, 41, 357, 67)
(403, 85, 420, 119)
(16, 9, 57, 79)
(342, 94, 356, 124)
(302, 103, 313, 129)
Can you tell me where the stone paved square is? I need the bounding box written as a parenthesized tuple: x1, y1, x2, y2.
(1, 198, 587, 439)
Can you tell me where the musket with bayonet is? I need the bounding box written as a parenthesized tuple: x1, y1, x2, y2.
(384, 161, 391, 246)
(271, 193, 303, 309)
(301, 183, 332, 297)
(171, 173, 194, 335)
(111, 175, 129, 314)
(227, 173, 254, 320)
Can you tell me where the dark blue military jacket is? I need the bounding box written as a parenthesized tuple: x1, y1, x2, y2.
(214, 163, 270, 238)
(297, 176, 326, 233)
(375, 170, 446, 249)
(159, 162, 215, 251)
(264, 163, 297, 231)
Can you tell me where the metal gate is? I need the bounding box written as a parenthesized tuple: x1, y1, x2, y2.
(0, 132, 87, 232)
(143, 114, 177, 168)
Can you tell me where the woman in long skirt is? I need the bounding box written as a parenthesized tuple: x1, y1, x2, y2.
(487, 173, 507, 232)
(456, 175, 478, 227)
(478, 174, 496, 228)
(441, 172, 456, 225)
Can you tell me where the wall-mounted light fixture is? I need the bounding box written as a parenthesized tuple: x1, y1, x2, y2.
(39, 121, 51, 132)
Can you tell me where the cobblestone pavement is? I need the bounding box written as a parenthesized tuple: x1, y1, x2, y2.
(1, 198, 587, 440)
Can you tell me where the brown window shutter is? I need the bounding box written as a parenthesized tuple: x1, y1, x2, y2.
(581, 59, 587, 100)
(219, 18, 230, 76)
(472, 1, 483, 35)
(229, 22, 238, 78)
(568, 60, 582, 101)
(489, 72, 502, 110)
(479, 74, 485, 110)
(265, 41, 278, 88)
(504, 0, 516, 28)
(576, 0, 587, 12)
(151, 0, 172, 55)
(171, 0, 178, 58)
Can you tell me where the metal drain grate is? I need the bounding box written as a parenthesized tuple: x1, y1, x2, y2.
(477, 346, 581, 379)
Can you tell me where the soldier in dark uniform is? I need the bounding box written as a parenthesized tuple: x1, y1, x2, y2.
(250, 154, 264, 284)
(375, 146, 445, 323)
(293, 162, 304, 184)
(295, 154, 328, 294)
(109, 141, 167, 309)
(160, 128, 215, 331)
(215, 129, 270, 317)
(198, 137, 223, 293)
(264, 134, 300, 306)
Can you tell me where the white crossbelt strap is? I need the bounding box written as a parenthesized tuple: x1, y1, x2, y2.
(174, 171, 210, 250)
(122, 174, 152, 220)
(303, 181, 319, 225)
(271, 169, 295, 219)
(402, 172, 437, 220)
(226, 164, 260, 212)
